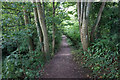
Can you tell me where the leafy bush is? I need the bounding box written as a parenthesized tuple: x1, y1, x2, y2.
(64, 22, 81, 48)
(72, 39, 119, 78)
(2, 49, 45, 78)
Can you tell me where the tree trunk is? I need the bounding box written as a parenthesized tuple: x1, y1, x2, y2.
(77, 1, 84, 46)
(33, 7, 44, 52)
(90, 2, 105, 43)
(81, 2, 88, 50)
(23, 10, 35, 51)
(80, 2, 91, 51)
(36, 1, 49, 57)
(52, 1, 56, 55)
(80, 1, 84, 45)
(77, 2, 81, 33)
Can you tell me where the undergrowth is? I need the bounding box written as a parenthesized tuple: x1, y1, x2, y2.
(72, 39, 119, 78)
(2, 48, 45, 79)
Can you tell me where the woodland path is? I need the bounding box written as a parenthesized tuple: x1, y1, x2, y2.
(42, 35, 90, 78)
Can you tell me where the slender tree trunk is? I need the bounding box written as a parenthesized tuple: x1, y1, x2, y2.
(77, 2, 81, 33)
(36, 1, 49, 57)
(77, 0, 84, 45)
(33, 7, 44, 52)
(80, 2, 91, 50)
(90, 2, 105, 42)
(80, 1, 84, 45)
(52, 1, 56, 55)
(23, 10, 35, 51)
(81, 2, 87, 50)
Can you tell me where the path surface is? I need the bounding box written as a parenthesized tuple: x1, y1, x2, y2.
(42, 35, 90, 78)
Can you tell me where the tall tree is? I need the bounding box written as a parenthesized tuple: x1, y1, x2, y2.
(33, 4, 43, 52)
(90, 2, 105, 43)
(77, 0, 83, 45)
(52, 0, 56, 55)
(77, 2, 81, 33)
(80, 1, 84, 45)
(23, 10, 35, 51)
(36, 1, 49, 57)
(80, 1, 91, 50)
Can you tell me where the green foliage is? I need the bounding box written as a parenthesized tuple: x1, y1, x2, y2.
(73, 39, 119, 78)
(2, 1, 120, 79)
(65, 2, 120, 79)
(64, 22, 80, 48)
(2, 2, 63, 79)
(2, 50, 45, 78)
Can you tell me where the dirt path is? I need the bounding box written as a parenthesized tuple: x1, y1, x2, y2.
(42, 35, 90, 78)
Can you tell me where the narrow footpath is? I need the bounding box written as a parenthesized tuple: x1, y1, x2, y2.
(42, 35, 90, 78)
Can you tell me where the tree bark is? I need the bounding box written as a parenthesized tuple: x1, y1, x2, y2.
(23, 10, 35, 51)
(80, 1, 84, 45)
(80, 2, 91, 51)
(52, 0, 56, 55)
(36, 1, 49, 56)
(33, 7, 44, 52)
(77, 0, 84, 46)
(90, 2, 105, 43)
(77, 1, 81, 33)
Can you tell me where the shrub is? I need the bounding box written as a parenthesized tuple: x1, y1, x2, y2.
(72, 39, 119, 78)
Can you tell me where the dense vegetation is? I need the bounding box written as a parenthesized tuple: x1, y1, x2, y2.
(1, 1, 120, 79)
(64, 2, 120, 78)
(2, 2, 66, 78)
